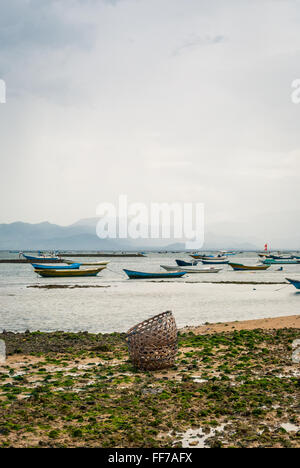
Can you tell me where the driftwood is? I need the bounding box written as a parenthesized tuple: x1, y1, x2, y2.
(126, 311, 178, 371)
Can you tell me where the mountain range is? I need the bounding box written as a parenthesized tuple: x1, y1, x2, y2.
(0, 212, 299, 251)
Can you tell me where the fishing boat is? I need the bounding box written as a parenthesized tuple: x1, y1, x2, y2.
(35, 267, 106, 277)
(123, 269, 186, 279)
(262, 259, 298, 265)
(190, 254, 216, 260)
(31, 263, 81, 270)
(229, 262, 270, 271)
(259, 252, 294, 260)
(202, 258, 229, 265)
(286, 278, 300, 290)
(161, 265, 221, 273)
(22, 253, 61, 261)
(65, 260, 109, 266)
(219, 251, 236, 256)
(176, 259, 198, 266)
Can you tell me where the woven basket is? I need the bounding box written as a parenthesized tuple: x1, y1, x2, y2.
(126, 311, 178, 371)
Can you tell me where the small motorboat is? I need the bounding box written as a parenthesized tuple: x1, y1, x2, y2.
(31, 263, 81, 270)
(176, 259, 198, 266)
(35, 267, 106, 277)
(202, 258, 229, 265)
(123, 269, 186, 279)
(262, 259, 298, 265)
(161, 265, 221, 273)
(229, 262, 270, 271)
(286, 278, 300, 290)
(22, 253, 61, 261)
(190, 254, 216, 260)
(65, 260, 109, 266)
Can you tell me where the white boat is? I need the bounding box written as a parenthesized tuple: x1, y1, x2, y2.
(65, 260, 109, 266)
(160, 265, 221, 273)
(202, 258, 229, 265)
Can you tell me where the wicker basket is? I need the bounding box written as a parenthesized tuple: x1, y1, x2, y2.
(126, 311, 178, 371)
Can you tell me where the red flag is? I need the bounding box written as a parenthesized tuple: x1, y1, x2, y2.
(264, 243, 268, 251)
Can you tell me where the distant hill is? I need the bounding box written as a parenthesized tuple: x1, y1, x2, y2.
(0, 215, 298, 251)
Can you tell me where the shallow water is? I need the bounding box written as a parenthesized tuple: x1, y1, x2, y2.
(0, 252, 299, 333)
(175, 424, 226, 448)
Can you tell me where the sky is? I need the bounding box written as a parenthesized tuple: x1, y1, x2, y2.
(0, 0, 300, 240)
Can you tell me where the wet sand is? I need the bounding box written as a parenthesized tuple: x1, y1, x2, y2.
(0, 319, 299, 448)
(182, 314, 300, 334)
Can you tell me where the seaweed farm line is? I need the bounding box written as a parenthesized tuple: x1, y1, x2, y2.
(0, 252, 299, 333)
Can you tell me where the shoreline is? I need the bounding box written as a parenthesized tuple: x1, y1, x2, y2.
(182, 314, 300, 334)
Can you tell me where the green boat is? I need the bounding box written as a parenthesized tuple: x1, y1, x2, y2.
(262, 259, 299, 265)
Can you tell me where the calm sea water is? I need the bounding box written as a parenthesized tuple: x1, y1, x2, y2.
(0, 252, 299, 333)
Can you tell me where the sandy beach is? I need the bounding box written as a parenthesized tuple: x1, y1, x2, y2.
(183, 314, 300, 334)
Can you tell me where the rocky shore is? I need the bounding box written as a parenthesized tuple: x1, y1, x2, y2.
(0, 315, 299, 448)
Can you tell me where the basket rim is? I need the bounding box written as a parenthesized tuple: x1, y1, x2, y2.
(126, 311, 175, 336)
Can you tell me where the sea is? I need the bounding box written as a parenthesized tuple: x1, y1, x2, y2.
(0, 251, 299, 334)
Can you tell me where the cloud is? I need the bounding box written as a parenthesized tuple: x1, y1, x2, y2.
(0, 0, 299, 229)
(172, 34, 225, 56)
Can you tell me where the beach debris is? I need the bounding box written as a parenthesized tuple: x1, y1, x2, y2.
(173, 424, 226, 448)
(280, 423, 300, 433)
(0, 339, 6, 363)
(141, 386, 164, 395)
(292, 339, 300, 364)
(126, 311, 178, 371)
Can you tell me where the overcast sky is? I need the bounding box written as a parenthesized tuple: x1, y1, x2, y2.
(0, 0, 300, 233)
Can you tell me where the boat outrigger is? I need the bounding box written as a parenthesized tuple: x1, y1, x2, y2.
(161, 265, 221, 273)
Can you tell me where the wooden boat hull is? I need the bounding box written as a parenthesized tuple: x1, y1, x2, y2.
(123, 269, 186, 279)
(202, 259, 229, 264)
(286, 278, 300, 289)
(161, 265, 221, 273)
(176, 259, 198, 266)
(35, 267, 105, 277)
(31, 263, 81, 270)
(229, 263, 270, 271)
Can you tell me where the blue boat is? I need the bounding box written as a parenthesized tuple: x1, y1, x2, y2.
(176, 259, 198, 266)
(31, 263, 81, 270)
(22, 253, 60, 261)
(123, 269, 186, 279)
(286, 278, 300, 290)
